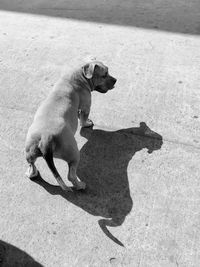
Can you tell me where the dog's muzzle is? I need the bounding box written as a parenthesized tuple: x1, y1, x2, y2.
(95, 77, 117, 93)
(108, 77, 117, 89)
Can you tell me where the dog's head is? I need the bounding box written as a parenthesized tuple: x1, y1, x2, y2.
(82, 61, 117, 93)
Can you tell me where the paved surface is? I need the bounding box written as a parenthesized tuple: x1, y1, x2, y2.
(0, 1, 200, 266)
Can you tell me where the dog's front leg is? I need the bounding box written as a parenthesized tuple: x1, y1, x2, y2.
(79, 110, 94, 128)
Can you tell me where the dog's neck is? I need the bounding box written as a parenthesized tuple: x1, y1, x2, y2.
(86, 78, 95, 92)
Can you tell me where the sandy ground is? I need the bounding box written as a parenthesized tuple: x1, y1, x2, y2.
(0, 1, 200, 266)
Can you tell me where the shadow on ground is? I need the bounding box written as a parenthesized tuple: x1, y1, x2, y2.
(33, 122, 163, 246)
(0, 0, 199, 35)
(0, 240, 43, 267)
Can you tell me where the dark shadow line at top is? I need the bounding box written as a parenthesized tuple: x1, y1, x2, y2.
(0, 0, 200, 35)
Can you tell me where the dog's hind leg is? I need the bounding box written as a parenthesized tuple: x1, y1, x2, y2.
(25, 146, 41, 180)
(64, 142, 86, 190)
(68, 161, 86, 190)
(39, 135, 72, 192)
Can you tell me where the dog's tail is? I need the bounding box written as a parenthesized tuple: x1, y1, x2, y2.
(39, 135, 71, 191)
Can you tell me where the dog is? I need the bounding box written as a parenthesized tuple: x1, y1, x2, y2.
(25, 60, 117, 191)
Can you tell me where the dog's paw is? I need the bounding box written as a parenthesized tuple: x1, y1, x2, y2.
(73, 181, 86, 190)
(25, 166, 39, 180)
(62, 185, 73, 192)
(74, 181, 86, 190)
(81, 119, 94, 128)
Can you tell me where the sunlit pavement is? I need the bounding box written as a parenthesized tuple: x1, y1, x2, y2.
(0, 2, 200, 266)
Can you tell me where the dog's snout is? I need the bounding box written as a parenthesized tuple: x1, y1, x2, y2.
(112, 77, 117, 84)
(106, 76, 117, 90)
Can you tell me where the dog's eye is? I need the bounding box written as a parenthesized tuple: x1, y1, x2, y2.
(102, 72, 108, 78)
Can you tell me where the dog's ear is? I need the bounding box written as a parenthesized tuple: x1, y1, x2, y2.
(82, 63, 97, 79)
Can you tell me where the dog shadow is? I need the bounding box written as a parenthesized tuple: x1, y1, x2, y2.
(0, 240, 43, 266)
(33, 122, 163, 246)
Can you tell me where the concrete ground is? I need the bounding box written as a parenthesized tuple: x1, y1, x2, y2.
(0, 1, 200, 266)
